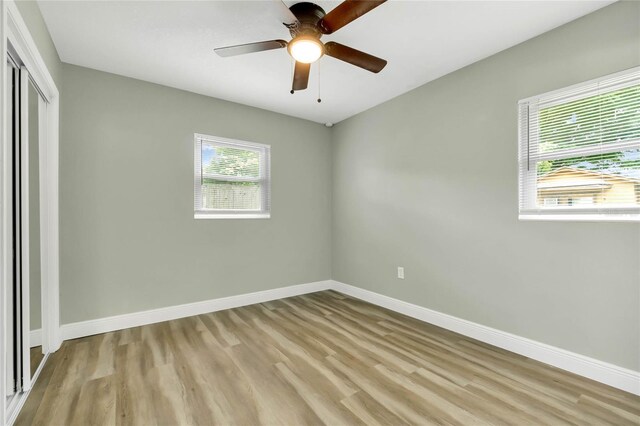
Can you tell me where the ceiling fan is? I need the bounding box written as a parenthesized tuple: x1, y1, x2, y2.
(214, 0, 388, 93)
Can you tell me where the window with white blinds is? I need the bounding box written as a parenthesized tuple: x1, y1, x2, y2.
(518, 67, 640, 221)
(194, 134, 270, 219)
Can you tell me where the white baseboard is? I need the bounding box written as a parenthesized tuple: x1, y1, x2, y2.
(55, 278, 639, 396)
(29, 328, 41, 348)
(331, 280, 640, 396)
(60, 280, 333, 341)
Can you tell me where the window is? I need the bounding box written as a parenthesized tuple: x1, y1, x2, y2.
(518, 67, 640, 221)
(194, 134, 270, 219)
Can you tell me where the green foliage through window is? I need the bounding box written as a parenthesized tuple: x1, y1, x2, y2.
(204, 145, 260, 178)
(539, 84, 639, 154)
(537, 84, 640, 177)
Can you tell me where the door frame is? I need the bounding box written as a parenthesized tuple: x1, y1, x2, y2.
(1, 0, 60, 423)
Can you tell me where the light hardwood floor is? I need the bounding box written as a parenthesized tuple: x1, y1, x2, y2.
(15, 291, 640, 425)
(30, 346, 44, 377)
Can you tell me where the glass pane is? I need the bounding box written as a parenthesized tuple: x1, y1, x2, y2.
(201, 179, 261, 210)
(539, 84, 640, 153)
(536, 149, 640, 208)
(202, 143, 260, 178)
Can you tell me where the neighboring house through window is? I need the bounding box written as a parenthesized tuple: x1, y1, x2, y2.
(194, 134, 271, 219)
(518, 67, 640, 221)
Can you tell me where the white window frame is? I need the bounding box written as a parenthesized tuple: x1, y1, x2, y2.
(194, 133, 271, 219)
(518, 67, 640, 222)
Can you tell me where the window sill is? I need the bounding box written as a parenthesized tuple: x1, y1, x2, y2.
(194, 213, 270, 220)
(519, 213, 639, 223)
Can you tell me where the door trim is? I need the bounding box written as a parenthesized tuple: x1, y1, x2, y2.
(1, 0, 60, 424)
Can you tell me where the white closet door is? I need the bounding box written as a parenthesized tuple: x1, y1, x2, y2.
(4, 59, 16, 401)
(20, 66, 31, 392)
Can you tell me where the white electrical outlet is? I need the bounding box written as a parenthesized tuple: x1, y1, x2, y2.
(397, 267, 405, 279)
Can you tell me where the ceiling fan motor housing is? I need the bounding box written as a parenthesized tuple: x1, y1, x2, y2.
(288, 2, 326, 38)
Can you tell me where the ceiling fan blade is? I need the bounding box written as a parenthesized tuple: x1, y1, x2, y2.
(274, 0, 300, 28)
(292, 61, 310, 91)
(215, 40, 287, 57)
(324, 42, 387, 73)
(319, 0, 386, 34)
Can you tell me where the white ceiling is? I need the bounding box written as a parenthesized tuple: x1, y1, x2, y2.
(38, 0, 613, 124)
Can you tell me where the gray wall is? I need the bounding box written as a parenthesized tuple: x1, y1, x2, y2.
(13, 0, 62, 88)
(332, 1, 640, 371)
(60, 64, 332, 324)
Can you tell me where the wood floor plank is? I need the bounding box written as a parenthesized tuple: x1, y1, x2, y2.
(69, 375, 116, 426)
(30, 346, 44, 377)
(115, 343, 159, 426)
(326, 354, 441, 424)
(248, 314, 359, 398)
(274, 362, 364, 425)
(224, 341, 325, 424)
(374, 363, 485, 425)
(341, 390, 410, 426)
(411, 367, 540, 425)
(15, 290, 640, 425)
(273, 305, 383, 368)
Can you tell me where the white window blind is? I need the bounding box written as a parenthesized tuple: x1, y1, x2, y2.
(194, 134, 271, 219)
(518, 67, 640, 221)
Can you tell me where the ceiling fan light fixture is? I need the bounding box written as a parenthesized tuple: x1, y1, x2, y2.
(214, 0, 389, 95)
(288, 36, 324, 64)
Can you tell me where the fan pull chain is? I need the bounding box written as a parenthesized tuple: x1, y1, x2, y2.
(317, 60, 322, 103)
(290, 58, 295, 94)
